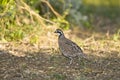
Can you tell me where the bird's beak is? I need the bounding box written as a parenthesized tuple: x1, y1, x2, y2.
(54, 30, 57, 33)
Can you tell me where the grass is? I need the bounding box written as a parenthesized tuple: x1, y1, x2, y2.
(0, 27, 120, 80)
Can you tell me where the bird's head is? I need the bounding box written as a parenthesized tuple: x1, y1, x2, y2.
(54, 29, 64, 37)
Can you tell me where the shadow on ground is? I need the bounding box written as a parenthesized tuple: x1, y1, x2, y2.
(0, 49, 120, 80)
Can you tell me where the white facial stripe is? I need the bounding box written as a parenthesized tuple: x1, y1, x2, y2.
(57, 33, 61, 36)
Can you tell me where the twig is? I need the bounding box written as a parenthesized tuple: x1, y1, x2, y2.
(15, 0, 46, 27)
(15, 0, 56, 26)
(41, 0, 62, 18)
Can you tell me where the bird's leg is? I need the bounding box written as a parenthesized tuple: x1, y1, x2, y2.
(69, 57, 73, 65)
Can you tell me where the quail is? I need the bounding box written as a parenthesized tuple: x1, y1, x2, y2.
(54, 29, 86, 64)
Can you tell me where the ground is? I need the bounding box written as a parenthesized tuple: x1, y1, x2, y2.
(0, 27, 120, 80)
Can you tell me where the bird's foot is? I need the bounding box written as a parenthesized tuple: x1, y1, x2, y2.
(69, 58, 73, 65)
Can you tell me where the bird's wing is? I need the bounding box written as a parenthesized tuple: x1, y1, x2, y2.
(65, 40, 87, 58)
(65, 39, 83, 53)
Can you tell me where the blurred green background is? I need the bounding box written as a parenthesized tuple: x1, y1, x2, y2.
(0, 0, 120, 42)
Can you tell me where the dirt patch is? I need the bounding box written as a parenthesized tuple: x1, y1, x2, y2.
(0, 41, 120, 80)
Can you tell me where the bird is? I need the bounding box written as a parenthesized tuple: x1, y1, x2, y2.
(54, 29, 86, 64)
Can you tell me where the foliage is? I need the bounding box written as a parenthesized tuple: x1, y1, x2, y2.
(0, 0, 17, 41)
(82, 0, 120, 18)
(0, 0, 120, 42)
(0, 0, 43, 43)
(45, 0, 86, 27)
(5, 27, 24, 41)
(64, 0, 87, 26)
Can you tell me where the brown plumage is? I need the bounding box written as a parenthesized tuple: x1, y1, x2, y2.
(54, 29, 86, 64)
